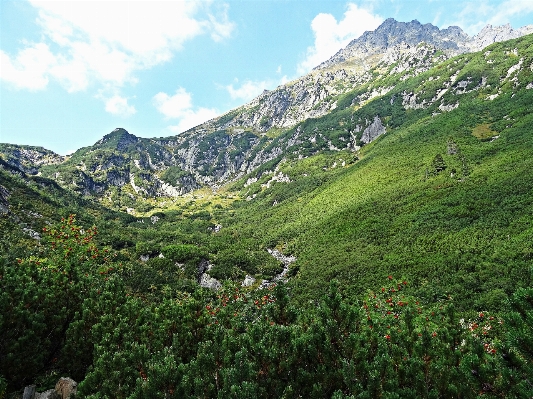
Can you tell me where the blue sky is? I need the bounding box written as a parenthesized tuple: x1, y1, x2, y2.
(1, 0, 533, 155)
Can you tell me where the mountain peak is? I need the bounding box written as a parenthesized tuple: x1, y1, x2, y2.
(95, 128, 139, 151)
(316, 18, 533, 71)
(467, 23, 533, 51)
(316, 18, 468, 70)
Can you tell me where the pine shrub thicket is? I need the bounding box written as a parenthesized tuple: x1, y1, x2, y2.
(1, 217, 531, 397)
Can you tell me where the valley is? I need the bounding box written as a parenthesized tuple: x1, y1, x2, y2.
(1, 19, 533, 398)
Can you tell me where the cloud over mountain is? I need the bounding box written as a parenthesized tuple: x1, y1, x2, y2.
(1, 0, 234, 115)
(297, 3, 383, 74)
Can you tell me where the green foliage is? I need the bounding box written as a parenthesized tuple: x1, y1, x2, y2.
(220, 50, 533, 309)
(69, 278, 533, 398)
(431, 153, 447, 174)
(159, 166, 190, 186)
(0, 375, 6, 399)
(502, 282, 533, 397)
(0, 215, 118, 388)
(135, 241, 160, 257)
(162, 244, 205, 264)
(2, 213, 532, 397)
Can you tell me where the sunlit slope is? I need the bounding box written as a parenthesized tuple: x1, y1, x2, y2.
(223, 37, 533, 310)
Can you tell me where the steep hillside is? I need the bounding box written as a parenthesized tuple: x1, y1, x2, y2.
(195, 19, 532, 132)
(0, 144, 64, 175)
(211, 33, 533, 309)
(0, 155, 135, 262)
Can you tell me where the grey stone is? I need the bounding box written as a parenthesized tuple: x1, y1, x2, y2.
(35, 389, 58, 399)
(360, 116, 386, 144)
(23, 385, 36, 399)
(199, 273, 221, 290)
(242, 275, 256, 287)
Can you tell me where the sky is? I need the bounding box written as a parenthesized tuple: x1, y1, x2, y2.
(1, 0, 533, 155)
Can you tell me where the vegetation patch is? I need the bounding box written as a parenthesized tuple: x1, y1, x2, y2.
(472, 123, 498, 140)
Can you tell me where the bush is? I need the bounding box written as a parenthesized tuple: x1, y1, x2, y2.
(0, 375, 6, 399)
(0, 215, 119, 389)
(162, 244, 205, 264)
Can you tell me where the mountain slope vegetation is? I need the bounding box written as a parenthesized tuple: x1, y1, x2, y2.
(1, 24, 533, 398)
(213, 33, 533, 309)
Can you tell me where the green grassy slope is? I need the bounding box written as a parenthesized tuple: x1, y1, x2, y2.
(214, 35, 533, 311)
(3, 34, 533, 314)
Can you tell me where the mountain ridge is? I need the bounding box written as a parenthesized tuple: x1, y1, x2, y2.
(316, 18, 533, 71)
(2, 19, 533, 212)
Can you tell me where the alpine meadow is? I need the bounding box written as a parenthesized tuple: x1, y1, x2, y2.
(2, 17, 533, 399)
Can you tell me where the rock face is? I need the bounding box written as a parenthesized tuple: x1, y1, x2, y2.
(360, 116, 386, 144)
(318, 19, 533, 69)
(193, 19, 533, 138)
(199, 273, 222, 290)
(242, 275, 256, 287)
(259, 249, 297, 289)
(198, 259, 221, 290)
(317, 19, 469, 70)
(0, 145, 64, 175)
(34, 389, 57, 399)
(467, 24, 533, 52)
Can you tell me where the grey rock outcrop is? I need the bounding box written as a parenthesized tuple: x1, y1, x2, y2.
(193, 19, 533, 139)
(0, 185, 9, 214)
(317, 19, 469, 70)
(198, 259, 221, 290)
(467, 24, 533, 52)
(0, 145, 64, 175)
(23, 385, 37, 399)
(199, 273, 221, 290)
(317, 19, 533, 70)
(360, 116, 386, 144)
(242, 275, 256, 287)
(260, 249, 297, 289)
(34, 389, 57, 399)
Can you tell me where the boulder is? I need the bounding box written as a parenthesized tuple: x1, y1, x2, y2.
(54, 378, 77, 399)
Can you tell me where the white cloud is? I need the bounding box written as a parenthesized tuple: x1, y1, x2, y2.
(153, 88, 193, 119)
(0, 43, 56, 90)
(208, 3, 235, 42)
(297, 3, 383, 74)
(225, 76, 289, 102)
(167, 107, 220, 134)
(1, 1, 234, 96)
(153, 88, 219, 134)
(447, 0, 533, 35)
(226, 80, 272, 101)
(104, 95, 137, 118)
